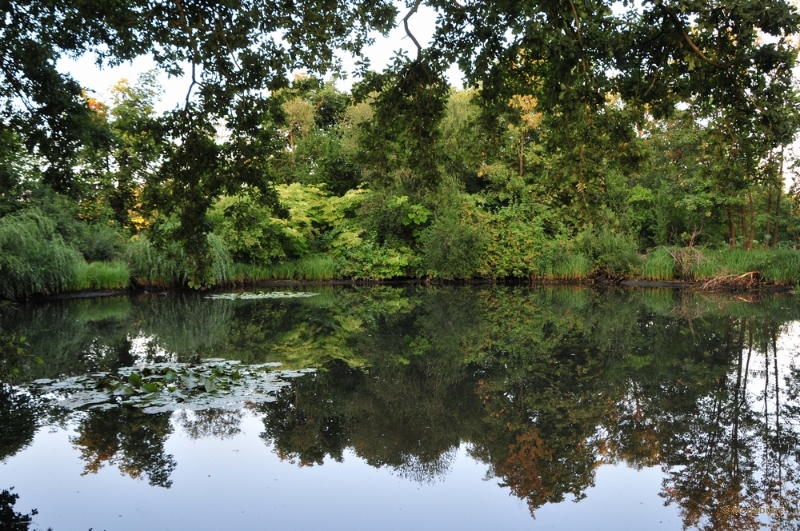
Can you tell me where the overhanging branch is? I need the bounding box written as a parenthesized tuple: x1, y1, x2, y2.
(403, 0, 424, 60)
(658, 3, 722, 68)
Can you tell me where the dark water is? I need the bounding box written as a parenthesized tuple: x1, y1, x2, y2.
(2, 286, 800, 530)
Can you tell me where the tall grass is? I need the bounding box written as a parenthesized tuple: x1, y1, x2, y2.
(762, 249, 800, 284)
(209, 233, 233, 284)
(230, 254, 336, 282)
(0, 209, 85, 299)
(640, 247, 675, 281)
(127, 234, 233, 288)
(69, 261, 130, 291)
(576, 227, 640, 277)
(126, 237, 186, 288)
(544, 253, 590, 280)
(678, 248, 800, 284)
(686, 251, 719, 280)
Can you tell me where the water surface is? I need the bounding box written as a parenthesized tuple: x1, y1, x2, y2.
(2, 286, 799, 530)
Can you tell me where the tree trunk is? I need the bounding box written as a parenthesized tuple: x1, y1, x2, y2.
(766, 189, 773, 248)
(728, 206, 737, 249)
(773, 187, 781, 248)
(773, 149, 784, 248)
(740, 203, 748, 250)
(747, 191, 755, 251)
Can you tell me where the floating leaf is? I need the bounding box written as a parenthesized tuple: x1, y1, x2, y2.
(26, 360, 315, 414)
(141, 382, 160, 393)
(205, 291, 321, 300)
(128, 373, 142, 387)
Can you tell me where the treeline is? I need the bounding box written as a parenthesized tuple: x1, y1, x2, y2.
(1, 73, 799, 298)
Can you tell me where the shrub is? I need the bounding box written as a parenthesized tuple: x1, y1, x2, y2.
(576, 227, 640, 277)
(78, 224, 125, 262)
(210, 194, 288, 264)
(334, 238, 418, 280)
(421, 212, 486, 279)
(473, 205, 551, 278)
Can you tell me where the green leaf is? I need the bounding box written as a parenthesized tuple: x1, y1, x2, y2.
(128, 372, 142, 387)
(142, 382, 160, 393)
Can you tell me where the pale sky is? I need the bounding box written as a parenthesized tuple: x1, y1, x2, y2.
(57, 1, 462, 113)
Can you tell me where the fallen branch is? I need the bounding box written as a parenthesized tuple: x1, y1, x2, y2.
(700, 271, 760, 291)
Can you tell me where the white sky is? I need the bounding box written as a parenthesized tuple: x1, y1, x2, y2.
(57, 1, 462, 113)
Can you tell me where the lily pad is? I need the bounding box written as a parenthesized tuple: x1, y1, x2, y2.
(205, 291, 320, 300)
(26, 360, 315, 415)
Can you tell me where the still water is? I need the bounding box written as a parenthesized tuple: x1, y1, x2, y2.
(2, 286, 800, 530)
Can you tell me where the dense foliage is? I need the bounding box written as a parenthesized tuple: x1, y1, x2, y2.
(0, 0, 799, 295)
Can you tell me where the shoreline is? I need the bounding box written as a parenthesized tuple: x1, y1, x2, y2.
(15, 276, 797, 302)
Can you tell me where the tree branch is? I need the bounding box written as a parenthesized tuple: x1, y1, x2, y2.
(659, 4, 721, 68)
(565, 0, 588, 73)
(185, 62, 197, 111)
(643, 46, 669, 98)
(176, 0, 199, 112)
(217, 14, 241, 71)
(403, 0, 424, 60)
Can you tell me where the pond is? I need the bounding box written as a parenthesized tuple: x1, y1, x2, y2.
(2, 285, 800, 530)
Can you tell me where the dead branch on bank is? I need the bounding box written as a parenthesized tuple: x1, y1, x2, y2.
(699, 271, 761, 291)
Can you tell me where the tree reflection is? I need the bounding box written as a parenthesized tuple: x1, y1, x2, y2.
(7, 286, 800, 529)
(0, 386, 38, 462)
(175, 409, 243, 440)
(250, 288, 800, 527)
(70, 406, 176, 488)
(0, 487, 47, 531)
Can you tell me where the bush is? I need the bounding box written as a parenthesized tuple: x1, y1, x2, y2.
(576, 227, 640, 277)
(77, 224, 125, 262)
(334, 238, 418, 280)
(421, 212, 486, 279)
(210, 194, 288, 264)
(358, 191, 427, 247)
(26, 187, 125, 261)
(474, 204, 551, 278)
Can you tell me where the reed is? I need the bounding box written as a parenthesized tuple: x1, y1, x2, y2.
(640, 247, 675, 281)
(544, 253, 590, 280)
(231, 254, 337, 283)
(69, 261, 130, 291)
(127, 234, 233, 288)
(0, 209, 85, 299)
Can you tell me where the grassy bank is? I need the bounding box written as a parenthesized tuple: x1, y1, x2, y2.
(3, 226, 800, 300)
(639, 247, 800, 285)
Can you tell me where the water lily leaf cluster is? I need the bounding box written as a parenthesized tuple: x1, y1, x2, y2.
(27, 360, 315, 414)
(205, 292, 321, 300)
